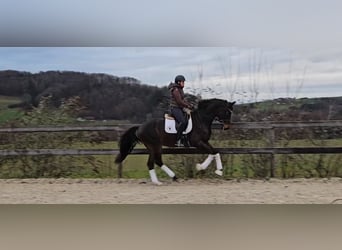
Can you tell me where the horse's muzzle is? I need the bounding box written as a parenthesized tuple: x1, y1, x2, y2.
(223, 123, 231, 130)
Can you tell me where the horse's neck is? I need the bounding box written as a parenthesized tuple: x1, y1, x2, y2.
(193, 109, 216, 129)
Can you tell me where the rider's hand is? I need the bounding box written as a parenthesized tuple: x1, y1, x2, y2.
(183, 107, 192, 115)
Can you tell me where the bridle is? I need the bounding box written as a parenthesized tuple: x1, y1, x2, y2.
(217, 108, 233, 124)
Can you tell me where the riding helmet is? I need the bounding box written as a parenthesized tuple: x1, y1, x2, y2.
(175, 75, 186, 83)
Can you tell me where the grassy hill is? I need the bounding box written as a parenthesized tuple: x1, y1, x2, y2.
(0, 95, 20, 108)
(0, 70, 169, 122)
(0, 95, 23, 124)
(235, 96, 342, 122)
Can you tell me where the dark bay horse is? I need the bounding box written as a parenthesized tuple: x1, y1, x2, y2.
(115, 98, 235, 185)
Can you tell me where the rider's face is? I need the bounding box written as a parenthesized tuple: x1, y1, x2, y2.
(179, 81, 185, 88)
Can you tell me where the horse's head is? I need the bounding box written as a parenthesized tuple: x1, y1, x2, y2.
(215, 100, 236, 130)
(198, 99, 236, 130)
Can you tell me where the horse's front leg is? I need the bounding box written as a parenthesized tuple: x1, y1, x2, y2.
(213, 153, 223, 176)
(195, 141, 223, 176)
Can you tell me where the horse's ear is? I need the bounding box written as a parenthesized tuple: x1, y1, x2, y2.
(230, 101, 236, 106)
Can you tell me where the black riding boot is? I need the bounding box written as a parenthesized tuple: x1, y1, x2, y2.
(181, 134, 190, 147)
(175, 130, 184, 147)
(175, 122, 187, 147)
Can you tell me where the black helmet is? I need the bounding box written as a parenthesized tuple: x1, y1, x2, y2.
(175, 75, 186, 83)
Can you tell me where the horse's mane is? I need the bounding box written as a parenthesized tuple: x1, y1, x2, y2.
(197, 98, 226, 110)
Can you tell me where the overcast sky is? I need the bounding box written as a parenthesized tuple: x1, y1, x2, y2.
(0, 1, 341, 102)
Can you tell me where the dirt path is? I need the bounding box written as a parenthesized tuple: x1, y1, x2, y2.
(1, 178, 342, 204)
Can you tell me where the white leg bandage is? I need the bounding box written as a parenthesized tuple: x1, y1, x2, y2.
(149, 169, 162, 185)
(214, 153, 223, 170)
(214, 153, 223, 176)
(161, 165, 175, 178)
(196, 154, 215, 171)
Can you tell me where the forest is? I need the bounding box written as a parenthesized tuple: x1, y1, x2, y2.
(0, 70, 170, 122)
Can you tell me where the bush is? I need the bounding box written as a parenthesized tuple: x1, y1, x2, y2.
(0, 96, 102, 178)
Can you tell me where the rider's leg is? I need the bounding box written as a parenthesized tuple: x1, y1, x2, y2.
(171, 108, 188, 146)
(176, 122, 187, 142)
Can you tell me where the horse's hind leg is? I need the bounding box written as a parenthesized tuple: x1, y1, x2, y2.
(154, 151, 177, 181)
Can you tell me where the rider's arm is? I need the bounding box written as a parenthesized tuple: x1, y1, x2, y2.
(172, 88, 192, 109)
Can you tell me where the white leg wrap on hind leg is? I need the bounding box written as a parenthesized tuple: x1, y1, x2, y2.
(196, 154, 215, 171)
(214, 153, 223, 176)
(149, 169, 162, 185)
(161, 165, 175, 178)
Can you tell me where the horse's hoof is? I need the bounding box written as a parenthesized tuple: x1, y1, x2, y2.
(152, 181, 163, 186)
(196, 163, 204, 171)
(215, 170, 223, 176)
(172, 176, 178, 182)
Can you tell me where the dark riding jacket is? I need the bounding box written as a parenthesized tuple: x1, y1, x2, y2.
(168, 82, 192, 109)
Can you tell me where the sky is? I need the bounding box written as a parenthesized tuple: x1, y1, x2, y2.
(0, 0, 341, 103)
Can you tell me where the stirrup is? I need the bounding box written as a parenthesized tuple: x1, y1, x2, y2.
(175, 140, 184, 147)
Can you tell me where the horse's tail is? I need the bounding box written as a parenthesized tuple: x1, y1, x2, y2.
(115, 126, 140, 164)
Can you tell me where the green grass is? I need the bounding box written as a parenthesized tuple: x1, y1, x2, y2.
(0, 95, 21, 108)
(0, 129, 341, 179)
(0, 95, 24, 125)
(0, 109, 24, 124)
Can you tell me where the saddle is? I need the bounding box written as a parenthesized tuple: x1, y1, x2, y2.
(164, 113, 192, 134)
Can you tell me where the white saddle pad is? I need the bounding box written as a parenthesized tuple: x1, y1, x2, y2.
(164, 114, 192, 134)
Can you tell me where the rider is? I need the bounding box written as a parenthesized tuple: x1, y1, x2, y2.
(168, 75, 193, 147)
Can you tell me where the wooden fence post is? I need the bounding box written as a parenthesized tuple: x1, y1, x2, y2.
(267, 128, 276, 178)
(185, 158, 194, 178)
(116, 130, 123, 178)
(117, 162, 123, 178)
